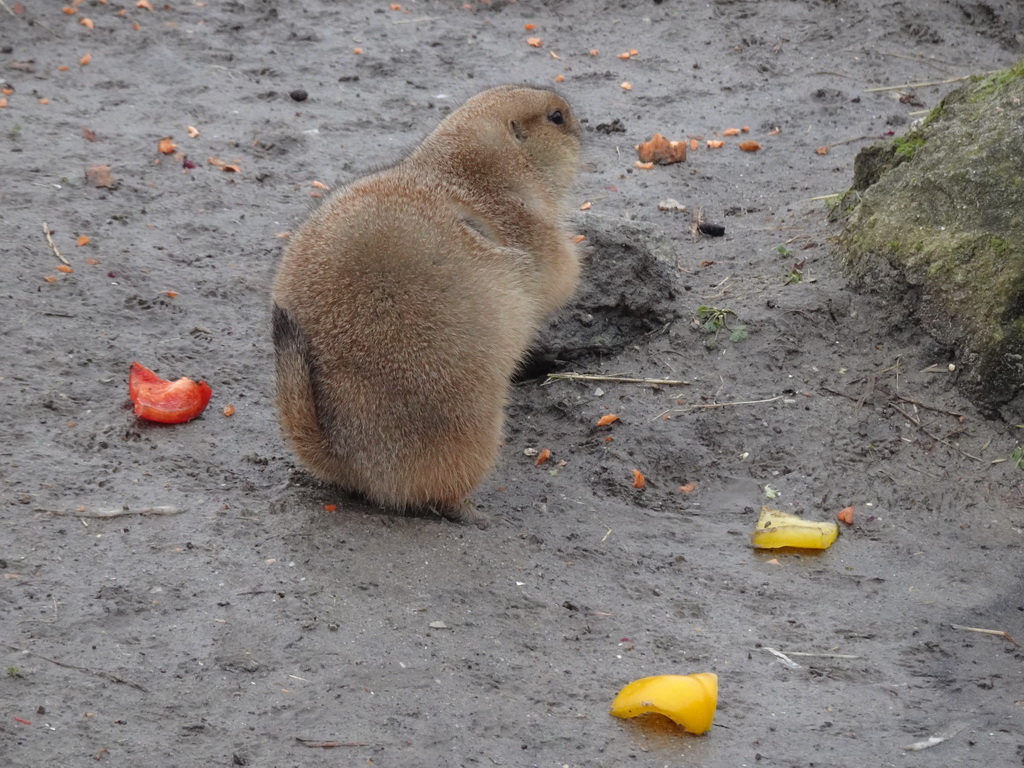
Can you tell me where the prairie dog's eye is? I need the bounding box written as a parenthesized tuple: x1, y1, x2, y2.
(547, 109, 565, 125)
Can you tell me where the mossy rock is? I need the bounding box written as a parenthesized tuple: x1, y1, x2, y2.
(839, 60, 1024, 419)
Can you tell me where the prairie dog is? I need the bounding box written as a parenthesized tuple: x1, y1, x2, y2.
(271, 85, 582, 521)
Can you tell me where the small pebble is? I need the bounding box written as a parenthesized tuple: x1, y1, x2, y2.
(289, 89, 308, 102)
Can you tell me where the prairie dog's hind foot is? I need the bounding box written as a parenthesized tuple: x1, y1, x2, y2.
(429, 500, 491, 529)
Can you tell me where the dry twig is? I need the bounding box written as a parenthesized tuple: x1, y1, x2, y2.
(295, 738, 370, 748)
(780, 651, 862, 659)
(2, 643, 148, 692)
(865, 73, 998, 92)
(891, 406, 982, 461)
(42, 222, 69, 265)
(546, 372, 690, 387)
(894, 392, 965, 420)
(819, 135, 875, 152)
(37, 506, 183, 518)
(685, 395, 784, 410)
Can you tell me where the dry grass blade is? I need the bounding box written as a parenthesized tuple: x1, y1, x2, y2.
(546, 372, 690, 386)
(950, 624, 1018, 645)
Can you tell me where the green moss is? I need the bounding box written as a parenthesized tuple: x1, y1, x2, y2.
(892, 134, 926, 160)
(920, 98, 947, 129)
(968, 60, 1024, 102)
(991, 236, 1013, 257)
(839, 59, 1024, 416)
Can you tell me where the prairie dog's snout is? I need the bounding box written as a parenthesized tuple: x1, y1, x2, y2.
(271, 85, 582, 521)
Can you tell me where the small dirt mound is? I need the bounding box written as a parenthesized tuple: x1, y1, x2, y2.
(523, 215, 682, 378)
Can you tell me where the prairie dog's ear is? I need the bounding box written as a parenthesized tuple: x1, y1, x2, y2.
(509, 119, 527, 141)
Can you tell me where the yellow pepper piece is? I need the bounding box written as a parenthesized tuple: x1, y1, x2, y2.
(610, 673, 718, 734)
(752, 507, 839, 550)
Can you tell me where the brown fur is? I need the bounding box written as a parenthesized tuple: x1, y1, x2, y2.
(271, 85, 582, 520)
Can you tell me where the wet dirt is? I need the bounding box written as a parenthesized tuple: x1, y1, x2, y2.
(2, 1, 1024, 766)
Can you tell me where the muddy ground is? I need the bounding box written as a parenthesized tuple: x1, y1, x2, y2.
(3, 1, 1024, 766)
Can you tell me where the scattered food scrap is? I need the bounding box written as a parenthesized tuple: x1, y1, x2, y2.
(535, 448, 552, 466)
(752, 507, 840, 550)
(837, 506, 855, 525)
(610, 673, 718, 734)
(157, 136, 177, 154)
(128, 361, 213, 424)
(85, 164, 117, 189)
(596, 414, 620, 426)
(208, 157, 241, 173)
(738, 140, 762, 152)
(527, 37, 542, 47)
(631, 469, 646, 489)
(658, 199, 687, 212)
(636, 133, 687, 165)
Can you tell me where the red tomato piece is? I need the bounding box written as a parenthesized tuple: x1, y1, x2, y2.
(128, 361, 212, 424)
